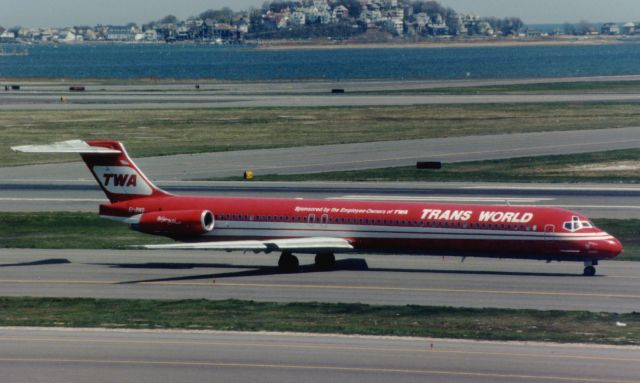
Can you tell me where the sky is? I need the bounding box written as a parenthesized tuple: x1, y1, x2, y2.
(2, 0, 640, 28)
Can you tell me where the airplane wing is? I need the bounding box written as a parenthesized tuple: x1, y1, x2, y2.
(142, 237, 353, 253)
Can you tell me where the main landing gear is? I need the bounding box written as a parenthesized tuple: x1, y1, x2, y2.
(583, 260, 598, 277)
(315, 252, 336, 269)
(278, 251, 299, 273)
(277, 252, 337, 272)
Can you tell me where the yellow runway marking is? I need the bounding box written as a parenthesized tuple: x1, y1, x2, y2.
(0, 336, 638, 363)
(0, 278, 639, 300)
(0, 357, 635, 382)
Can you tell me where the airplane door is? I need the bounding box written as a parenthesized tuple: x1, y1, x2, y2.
(544, 224, 555, 251)
(320, 214, 329, 226)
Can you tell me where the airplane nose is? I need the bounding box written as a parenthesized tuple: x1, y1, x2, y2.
(603, 235, 623, 258)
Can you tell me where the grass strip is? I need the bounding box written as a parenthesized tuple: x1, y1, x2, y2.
(0, 297, 638, 345)
(0, 212, 170, 249)
(5, 103, 640, 167)
(226, 149, 640, 183)
(0, 212, 637, 260)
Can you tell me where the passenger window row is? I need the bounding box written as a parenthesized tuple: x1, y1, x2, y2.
(214, 214, 538, 232)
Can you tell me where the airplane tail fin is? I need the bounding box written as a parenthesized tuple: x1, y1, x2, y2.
(12, 140, 169, 203)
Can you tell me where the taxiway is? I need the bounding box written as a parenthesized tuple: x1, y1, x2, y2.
(0, 249, 638, 313)
(2, 327, 638, 383)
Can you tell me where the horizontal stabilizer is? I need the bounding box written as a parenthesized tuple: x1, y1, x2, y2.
(142, 237, 353, 253)
(11, 140, 121, 154)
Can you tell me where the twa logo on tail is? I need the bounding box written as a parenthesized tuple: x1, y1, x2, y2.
(93, 166, 152, 195)
(103, 173, 137, 187)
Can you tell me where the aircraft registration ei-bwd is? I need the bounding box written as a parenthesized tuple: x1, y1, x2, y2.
(13, 140, 622, 276)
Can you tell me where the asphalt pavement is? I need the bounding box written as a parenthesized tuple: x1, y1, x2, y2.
(0, 249, 638, 313)
(0, 327, 638, 383)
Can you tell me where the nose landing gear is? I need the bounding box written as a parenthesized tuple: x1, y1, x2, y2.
(583, 260, 598, 277)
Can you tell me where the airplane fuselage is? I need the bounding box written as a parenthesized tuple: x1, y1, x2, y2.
(101, 195, 622, 262)
(13, 139, 622, 275)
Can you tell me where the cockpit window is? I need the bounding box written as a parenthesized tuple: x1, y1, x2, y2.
(563, 216, 594, 232)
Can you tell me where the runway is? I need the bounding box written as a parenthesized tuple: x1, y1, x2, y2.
(4, 127, 640, 180)
(2, 327, 638, 383)
(4, 75, 640, 111)
(5, 75, 640, 109)
(10, 75, 640, 94)
(1, 249, 638, 313)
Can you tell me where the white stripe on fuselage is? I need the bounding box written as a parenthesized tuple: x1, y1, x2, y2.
(203, 221, 613, 242)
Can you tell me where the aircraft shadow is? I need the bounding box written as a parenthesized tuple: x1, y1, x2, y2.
(91, 262, 260, 270)
(112, 257, 585, 285)
(116, 259, 369, 284)
(0, 258, 71, 267)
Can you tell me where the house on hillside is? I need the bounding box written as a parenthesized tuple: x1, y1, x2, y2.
(202, 20, 242, 42)
(144, 29, 159, 41)
(60, 29, 82, 43)
(0, 30, 16, 41)
(601, 23, 620, 35)
(332, 5, 349, 21)
(427, 14, 448, 35)
(106, 26, 134, 41)
(290, 11, 306, 26)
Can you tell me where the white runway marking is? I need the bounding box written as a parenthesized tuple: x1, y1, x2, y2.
(0, 198, 106, 202)
(547, 205, 640, 210)
(466, 185, 640, 192)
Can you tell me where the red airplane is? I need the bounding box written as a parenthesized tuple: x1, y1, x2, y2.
(13, 140, 622, 276)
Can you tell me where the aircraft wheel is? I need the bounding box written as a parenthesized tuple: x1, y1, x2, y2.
(315, 252, 336, 269)
(583, 265, 596, 277)
(278, 252, 299, 272)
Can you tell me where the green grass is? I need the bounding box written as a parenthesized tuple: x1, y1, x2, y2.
(6, 103, 640, 167)
(0, 212, 637, 260)
(0, 297, 638, 344)
(228, 149, 640, 183)
(0, 212, 170, 249)
(357, 80, 640, 95)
